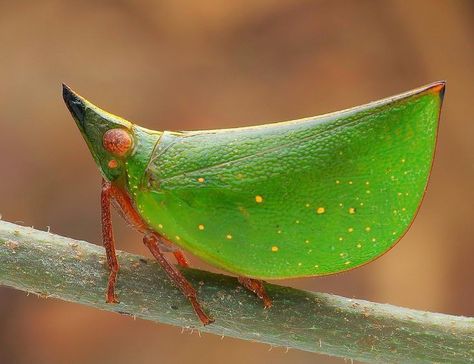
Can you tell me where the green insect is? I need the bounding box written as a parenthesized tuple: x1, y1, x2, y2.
(63, 81, 445, 324)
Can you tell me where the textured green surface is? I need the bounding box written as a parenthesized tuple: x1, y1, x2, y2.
(64, 82, 444, 279)
(140, 83, 444, 278)
(1, 221, 473, 363)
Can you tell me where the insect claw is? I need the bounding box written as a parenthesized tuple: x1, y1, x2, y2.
(189, 297, 214, 325)
(263, 299, 273, 309)
(106, 296, 120, 304)
(202, 316, 215, 326)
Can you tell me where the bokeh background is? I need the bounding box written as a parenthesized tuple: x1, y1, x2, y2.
(0, 1, 473, 363)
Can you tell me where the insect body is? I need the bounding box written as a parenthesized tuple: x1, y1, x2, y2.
(63, 81, 445, 324)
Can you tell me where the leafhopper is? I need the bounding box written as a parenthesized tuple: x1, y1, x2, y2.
(63, 81, 445, 324)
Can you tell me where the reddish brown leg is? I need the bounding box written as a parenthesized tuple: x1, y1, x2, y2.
(101, 179, 197, 318)
(101, 179, 119, 304)
(108, 181, 190, 269)
(238, 277, 273, 308)
(173, 251, 189, 267)
(143, 233, 213, 325)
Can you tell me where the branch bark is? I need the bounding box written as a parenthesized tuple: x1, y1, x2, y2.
(0, 220, 472, 363)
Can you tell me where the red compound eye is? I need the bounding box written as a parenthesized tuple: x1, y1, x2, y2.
(103, 129, 132, 156)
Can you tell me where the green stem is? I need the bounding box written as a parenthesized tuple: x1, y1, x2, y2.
(0, 220, 472, 363)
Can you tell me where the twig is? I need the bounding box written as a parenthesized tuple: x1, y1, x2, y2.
(0, 220, 472, 363)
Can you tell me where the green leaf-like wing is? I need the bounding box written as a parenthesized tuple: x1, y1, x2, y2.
(136, 82, 444, 279)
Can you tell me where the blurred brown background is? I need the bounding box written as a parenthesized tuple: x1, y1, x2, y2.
(0, 1, 473, 363)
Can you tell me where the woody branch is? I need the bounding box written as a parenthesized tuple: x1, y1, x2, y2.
(0, 220, 473, 363)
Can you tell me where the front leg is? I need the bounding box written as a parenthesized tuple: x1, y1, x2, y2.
(108, 181, 189, 268)
(101, 179, 119, 303)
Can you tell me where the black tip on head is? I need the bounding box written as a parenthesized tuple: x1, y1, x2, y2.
(62, 83, 86, 126)
(61, 83, 75, 103)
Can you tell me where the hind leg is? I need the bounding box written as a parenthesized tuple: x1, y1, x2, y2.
(238, 277, 272, 308)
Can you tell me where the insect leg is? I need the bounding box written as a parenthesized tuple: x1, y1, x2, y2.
(143, 233, 214, 325)
(151, 234, 189, 267)
(173, 251, 189, 267)
(153, 238, 189, 267)
(101, 178, 119, 304)
(238, 277, 272, 308)
(108, 183, 189, 268)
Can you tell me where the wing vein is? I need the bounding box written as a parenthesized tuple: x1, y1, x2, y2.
(156, 113, 370, 183)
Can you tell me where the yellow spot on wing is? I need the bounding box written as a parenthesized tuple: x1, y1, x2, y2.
(198, 224, 205, 231)
(255, 195, 264, 203)
(316, 207, 325, 214)
(226, 234, 233, 240)
(348, 207, 356, 214)
(271, 246, 279, 252)
(365, 227, 371, 232)
(348, 227, 354, 233)
(158, 224, 163, 229)
(197, 177, 205, 183)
